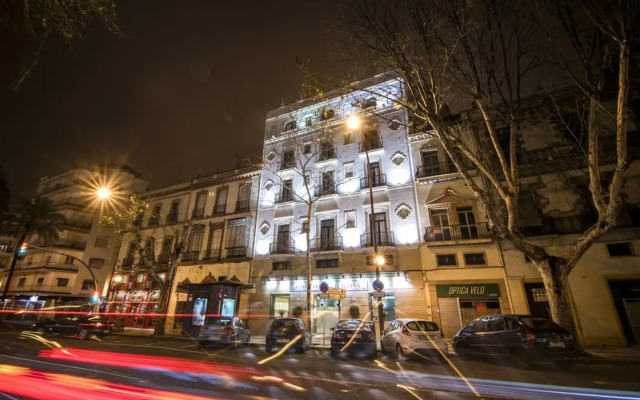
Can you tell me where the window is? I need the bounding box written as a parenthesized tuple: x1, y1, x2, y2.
(320, 109, 335, 120)
(193, 191, 206, 218)
(420, 149, 442, 176)
(159, 238, 173, 263)
(207, 228, 222, 260)
(285, 120, 297, 131)
(167, 200, 180, 223)
(607, 242, 634, 257)
(236, 184, 251, 211)
(305, 117, 313, 127)
(144, 238, 155, 262)
(276, 224, 291, 251)
(301, 220, 309, 234)
(345, 210, 356, 228)
(366, 254, 393, 265)
(344, 162, 354, 179)
(64, 256, 75, 265)
(344, 131, 353, 145)
(320, 171, 334, 194)
(487, 317, 505, 332)
(214, 188, 227, 215)
(457, 207, 478, 239)
(282, 151, 295, 169)
(281, 179, 293, 202)
(273, 261, 291, 271)
(149, 203, 162, 225)
(304, 144, 311, 154)
(124, 241, 136, 264)
(437, 254, 457, 266)
(226, 218, 250, 257)
(464, 253, 486, 265)
(429, 209, 451, 240)
(88, 258, 105, 268)
(56, 278, 69, 287)
(316, 258, 338, 268)
(184, 225, 204, 261)
(361, 97, 377, 109)
(270, 295, 290, 318)
(36, 277, 44, 285)
(17, 277, 26, 287)
(320, 219, 336, 248)
(304, 172, 311, 185)
(81, 280, 95, 290)
(94, 238, 109, 248)
(471, 318, 489, 333)
(319, 141, 335, 160)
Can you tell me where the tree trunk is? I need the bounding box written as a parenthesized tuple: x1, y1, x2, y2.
(153, 283, 169, 336)
(306, 206, 313, 332)
(536, 256, 576, 334)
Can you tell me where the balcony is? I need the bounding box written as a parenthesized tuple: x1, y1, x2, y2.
(235, 200, 250, 212)
(423, 222, 491, 242)
(316, 184, 336, 197)
(201, 249, 221, 262)
(270, 240, 295, 255)
(360, 231, 395, 247)
(358, 137, 383, 152)
(191, 208, 205, 219)
(53, 239, 86, 250)
(225, 246, 247, 259)
(8, 284, 72, 294)
(274, 192, 294, 204)
(147, 216, 160, 226)
(166, 213, 179, 224)
(310, 237, 342, 252)
(121, 257, 135, 270)
(318, 148, 337, 162)
(213, 204, 226, 216)
(360, 174, 387, 189)
(61, 220, 92, 230)
(180, 251, 200, 262)
(157, 254, 171, 265)
(277, 160, 296, 171)
(415, 160, 474, 179)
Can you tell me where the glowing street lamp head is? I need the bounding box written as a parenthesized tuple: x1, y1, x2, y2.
(375, 254, 386, 267)
(97, 187, 112, 200)
(112, 275, 123, 283)
(346, 115, 361, 130)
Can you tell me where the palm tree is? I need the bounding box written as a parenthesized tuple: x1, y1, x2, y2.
(1, 197, 65, 302)
(0, 165, 10, 213)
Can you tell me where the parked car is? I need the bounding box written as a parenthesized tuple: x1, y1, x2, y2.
(31, 314, 113, 339)
(198, 316, 250, 348)
(452, 314, 577, 368)
(330, 319, 377, 360)
(381, 319, 448, 360)
(266, 318, 310, 354)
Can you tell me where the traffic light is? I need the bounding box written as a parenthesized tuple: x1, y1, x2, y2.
(16, 242, 28, 258)
(91, 291, 100, 304)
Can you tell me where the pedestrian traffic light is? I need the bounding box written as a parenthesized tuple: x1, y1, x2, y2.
(16, 242, 28, 258)
(91, 291, 100, 304)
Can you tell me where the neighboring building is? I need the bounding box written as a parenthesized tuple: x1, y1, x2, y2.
(0, 165, 147, 312)
(251, 75, 424, 336)
(408, 92, 640, 345)
(106, 167, 260, 329)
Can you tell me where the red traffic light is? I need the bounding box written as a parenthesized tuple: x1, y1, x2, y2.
(17, 242, 28, 256)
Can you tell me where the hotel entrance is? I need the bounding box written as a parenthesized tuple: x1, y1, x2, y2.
(315, 295, 340, 336)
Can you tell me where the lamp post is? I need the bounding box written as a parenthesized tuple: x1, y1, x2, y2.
(347, 115, 386, 335)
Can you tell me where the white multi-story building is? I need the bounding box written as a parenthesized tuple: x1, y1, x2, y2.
(0, 164, 147, 312)
(251, 75, 424, 335)
(107, 167, 260, 329)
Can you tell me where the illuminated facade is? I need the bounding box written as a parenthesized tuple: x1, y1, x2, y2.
(250, 75, 424, 335)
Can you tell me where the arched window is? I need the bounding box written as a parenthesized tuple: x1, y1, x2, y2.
(214, 188, 227, 215)
(236, 184, 251, 211)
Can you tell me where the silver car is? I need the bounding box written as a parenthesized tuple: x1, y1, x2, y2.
(198, 316, 250, 349)
(380, 318, 448, 360)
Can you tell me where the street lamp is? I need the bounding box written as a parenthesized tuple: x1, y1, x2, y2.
(97, 187, 112, 200)
(347, 114, 386, 335)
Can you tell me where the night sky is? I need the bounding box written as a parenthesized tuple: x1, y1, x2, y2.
(0, 0, 347, 201)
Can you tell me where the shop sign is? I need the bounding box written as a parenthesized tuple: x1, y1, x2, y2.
(289, 278, 369, 292)
(436, 283, 500, 298)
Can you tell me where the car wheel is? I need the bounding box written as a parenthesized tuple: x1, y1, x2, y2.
(198, 341, 210, 349)
(266, 345, 273, 353)
(396, 344, 407, 361)
(78, 329, 89, 340)
(380, 342, 386, 354)
(296, 342, 305, 354)
(330, 348, 339, 358)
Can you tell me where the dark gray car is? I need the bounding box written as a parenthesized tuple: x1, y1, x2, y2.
(198, 316, 250, 348)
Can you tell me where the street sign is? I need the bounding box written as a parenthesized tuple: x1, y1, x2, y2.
(318, 293, 329, 299)
(319, 281, 330, 293)
(328, 287, 347, 300)
(372, 291, 386, 298)
(372, 279, 384, 292)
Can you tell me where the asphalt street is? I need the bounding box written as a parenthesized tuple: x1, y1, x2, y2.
(0, 331, 639, 400)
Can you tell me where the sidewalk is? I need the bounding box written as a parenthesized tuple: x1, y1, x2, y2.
(582, 345, 640, 362)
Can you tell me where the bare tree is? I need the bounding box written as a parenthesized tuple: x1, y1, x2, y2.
(339, 0, 637, 332)
(101, 195, 192, 336)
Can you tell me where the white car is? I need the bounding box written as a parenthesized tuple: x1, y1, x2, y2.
(380, 318, 448, 360)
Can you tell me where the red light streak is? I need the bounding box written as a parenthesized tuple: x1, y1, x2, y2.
(39, 348, 259, 379)
(0, 364, 226, 400)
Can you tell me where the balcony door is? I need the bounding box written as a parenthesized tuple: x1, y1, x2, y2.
(457, 207, 478, 239)
(369, 162, 382, 186)
(320, 219, 335, 249)
(207, 228, 222, 260)
(421, 149, 441, 175)
(430, 209, 451, 240)
(369, 212, 388, 245)
(321, 171, 334, 194)
(277, 224, 291, 251)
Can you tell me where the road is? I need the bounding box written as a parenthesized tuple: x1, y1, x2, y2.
(0, 331, 639, 400)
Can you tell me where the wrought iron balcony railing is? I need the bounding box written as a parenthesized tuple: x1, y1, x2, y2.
(274, 192, 294, 204)
(318, 148, 337, 161)
(358, 137, 383, 152)
(201, 249, 221, 262)
(180, 251, 200, 262)
(213, 204, 226, 216)
(423, 222, 491, 242)
(277, 160, 296, 171)
(310, 237, 342, 252)
(415, 160, 474, 179)
(191, 208, 205, 219)
(270, 240, 295, 254)
(147, 216, 160, 226)
(316, 184, 336, 196)
(53, 239, 86, 250)
(360, 231, 395, 247)
(235, 200, 250, 212)
(166, 213, 179, 224)
(360, 174, 387, 189)
(225, 246, 247, 258)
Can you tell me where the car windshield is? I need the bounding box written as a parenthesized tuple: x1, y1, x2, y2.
(271, 319, 299, 329)
(206, 317, 233, 326)
(336, 320, 367, 330)
(519, 317, 558, 330)
(406, 321, 439, 332)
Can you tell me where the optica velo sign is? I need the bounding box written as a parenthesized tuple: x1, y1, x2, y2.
(436, 283, 500, 298)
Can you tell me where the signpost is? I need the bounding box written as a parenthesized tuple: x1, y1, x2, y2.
(372, 291, 386, 299)
(372, 279, 384, 292)
(319, 281, 329, 293)
(328, 288, 346, 300)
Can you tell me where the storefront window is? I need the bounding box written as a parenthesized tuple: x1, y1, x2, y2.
(270, 294, 290, 318)
(459, 299, 501, 326)
(370, 292, 396, 322)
